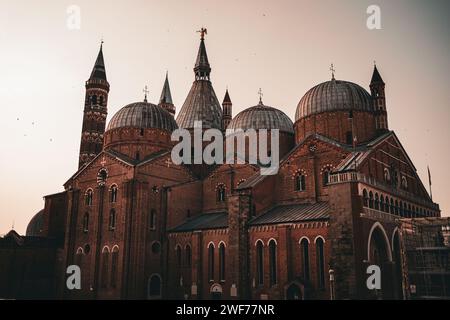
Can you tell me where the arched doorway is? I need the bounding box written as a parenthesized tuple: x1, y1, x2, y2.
(210, 283, 222, 300)
(148, 274, 162, 299)
(367, 223, 393, 299)
(286, 282, 303, 300)
(392, 230, 404, 299)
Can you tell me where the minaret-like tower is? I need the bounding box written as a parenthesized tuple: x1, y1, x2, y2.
(158, 72, 175, 117)
(222, 89, 232, 130)
(78, 43, 110, 168)
(370, 64, 388, 133)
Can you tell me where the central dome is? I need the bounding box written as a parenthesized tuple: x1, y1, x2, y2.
(107, 102, 178, 132)
(295, 80, 373, 121)
(227, 103, 294, 134)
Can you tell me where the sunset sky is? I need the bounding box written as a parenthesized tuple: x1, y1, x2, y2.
(0, 0, 449, 235)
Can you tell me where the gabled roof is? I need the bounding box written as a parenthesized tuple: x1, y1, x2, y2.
(64, 149, 170, 186)
(237, 133, 349, 190)
(249, 202, 330, 226)
(169, 212, 228, 233)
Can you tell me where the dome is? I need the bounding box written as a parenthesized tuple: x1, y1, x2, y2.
(227, 103, 294, 134)
(26, 209, 44, 236)
(107, 102, 178, 132)
(295, 80, 373, 121)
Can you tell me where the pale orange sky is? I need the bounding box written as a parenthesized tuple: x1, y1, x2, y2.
(0, 0, 449, 235)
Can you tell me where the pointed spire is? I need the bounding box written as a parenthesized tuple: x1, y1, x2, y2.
(194, 28, 211, 80)
(159, 71, 173, 104)
(371, 62, 384, 84)
(223, 88, 231, 104)
(90, 41, 107, 81)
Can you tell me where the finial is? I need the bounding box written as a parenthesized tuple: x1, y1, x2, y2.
(12, 219, 15, 230)
(258, 88, 263, 105)
(100, 37, 104, 49)
(143, 85, 149, 103)
(197, 27, 207, 40)
(373, 60, 377, 67)
(330, 63, 336, 80)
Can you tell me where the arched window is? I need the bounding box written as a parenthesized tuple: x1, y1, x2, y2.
(401, 176, 408, 190)
(99, 95, 104, 107)
(294, 171, 306, 191)
(101, 247, 110, 288)
(369, 191, 374, 208)
(148, 275, 161, 298)
(149, 209, 156, 230)
(363, 189, 368, 207)
(395, 200, 399, 215)
(219, 243, 226, 281)
(176, 245, 182, 267)
(322, 167, 332, 186)
(256, 241, 264, 285)
(110, 185, 118, 203)
(384, 197, 390, 213)
(83, 212, 89, 232)
(374, 193, 379, 210)
(269, 239, 277, 286)
(111, 246, 119, 288)
(216, 184, 226, 202)
(208, 243, 215, 281)
(300, 238, 310, 281)
(91, 95, 97, 106)
(85, 189, 93, 206)
(379, 195, 384, 212)
(151, 241, 161, 255)
(109, 209, 116, 230)
(399, 201, 404, 217)
(75, 247, 84, 267)
(390, 198, 394, 214)
(384, 168, 391, 182)
(316, 238, 325, 290)
(185, 245, 192, 268)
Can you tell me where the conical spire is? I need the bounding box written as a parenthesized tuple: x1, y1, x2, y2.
(223, 88, 231, 104)
(194, 28, 211, 80)
(159, 72, 173, 104)
(370, 64, 384, 84)
(89, 42, 107, 81)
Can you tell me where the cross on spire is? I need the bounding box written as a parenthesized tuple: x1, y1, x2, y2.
(197, 27, 207, 40)
(330, 63, 336, 80)
(143, 85, 149, 102)
(258, 88, 263, 104)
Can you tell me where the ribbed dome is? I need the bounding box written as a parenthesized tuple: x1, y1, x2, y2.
(107, 102, 178, 132)
(295, 80, 373, 121)
(26, 209, 44, 236)
(227, 103, 294, 134)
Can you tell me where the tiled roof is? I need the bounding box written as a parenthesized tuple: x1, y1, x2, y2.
(169, 212, 228, 232)
(249, 202, 330, 226)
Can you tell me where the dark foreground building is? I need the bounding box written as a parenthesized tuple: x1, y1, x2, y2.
(0, 33, 441, 300)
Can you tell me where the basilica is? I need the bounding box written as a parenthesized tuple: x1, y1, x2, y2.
(0, 31, 440, 300)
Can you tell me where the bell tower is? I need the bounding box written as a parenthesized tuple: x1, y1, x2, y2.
(78, 43, 110, 168)
(370, 63, 388, 133)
